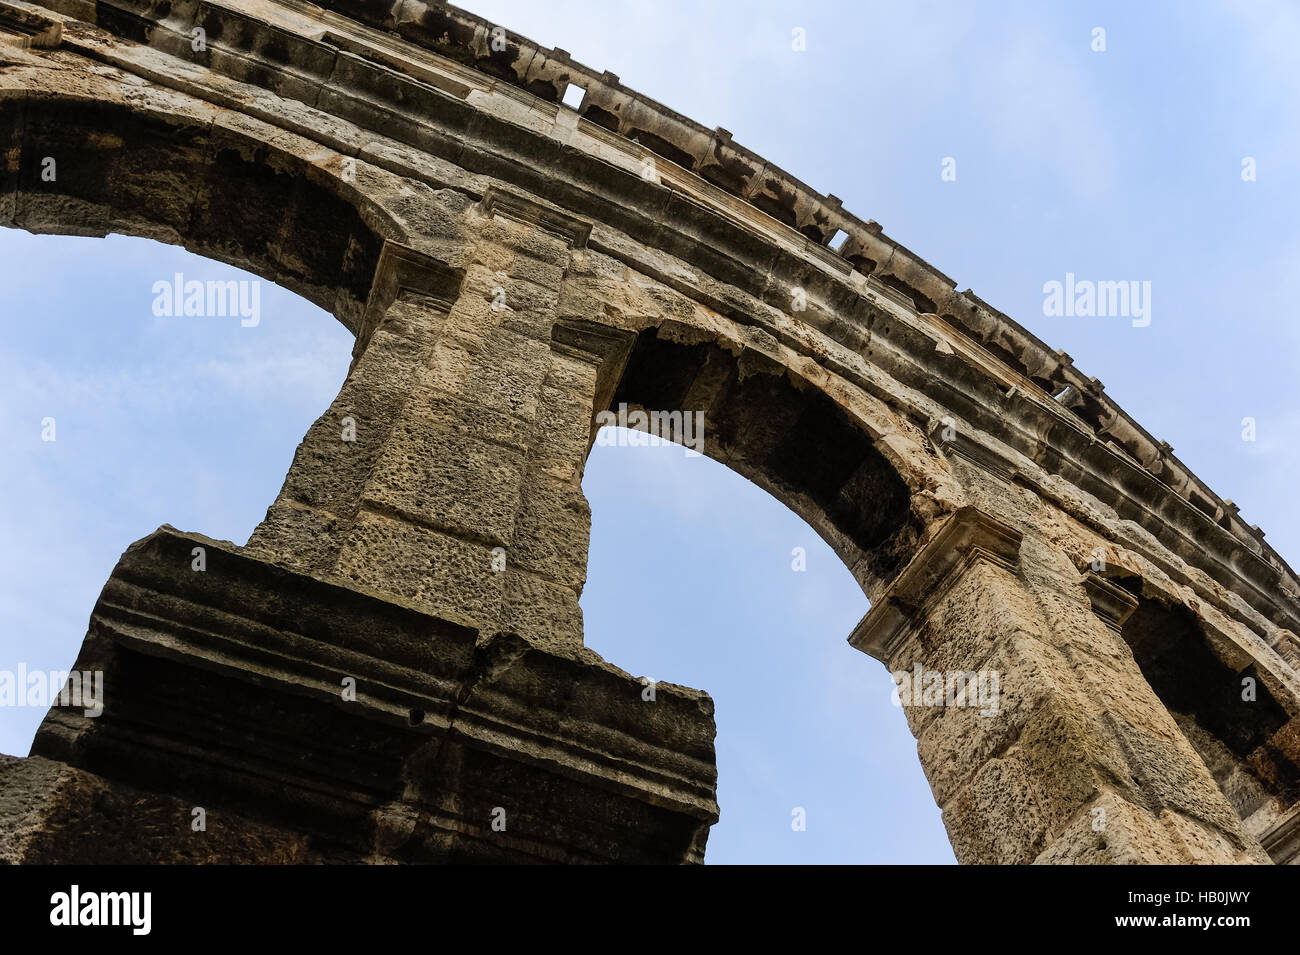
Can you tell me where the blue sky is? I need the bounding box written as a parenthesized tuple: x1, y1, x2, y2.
(3, 1, 1299, 863)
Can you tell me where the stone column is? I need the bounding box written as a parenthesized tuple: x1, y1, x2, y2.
(850, 506, 1270, 864)
(246, 240, 466, 576)
(5, 191, 718, 862)
(249, 188, 624, 651)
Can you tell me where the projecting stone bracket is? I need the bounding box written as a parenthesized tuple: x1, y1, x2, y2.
(352, 239, 466, 359)
(1071, 550, 1147, 633)
(847, 506, 1023, 662)
(1080, 571, 1140, 633)
(0, 3, 61, 49)
(1271, 629, 1300, 671)
(14, 527, 718, 864)
(552, 317, 637, 443)
(477, 185, 592, 248)
(928, 419, 1020, 484)
(1259, 804, 1300, 864)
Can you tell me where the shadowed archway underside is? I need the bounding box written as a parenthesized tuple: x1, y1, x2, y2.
(611, 331, 918, 589)
(3, 95, 389, 329)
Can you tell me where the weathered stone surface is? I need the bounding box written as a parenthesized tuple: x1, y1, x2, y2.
(2, 0, 1298, 864)
(6, 528, 716, 864)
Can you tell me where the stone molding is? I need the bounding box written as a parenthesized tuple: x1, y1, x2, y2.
(1080, 572, 1141, 633)
(478, 186, 592, 249)
(353, 240, 465, 356)
(0, 2, 60, 48)
(550, 318, 637, 438)
(27, 526, 718, 863)
(1272, 630, 1300, 670)
(1260, 805, 1300, 865)
(847, 506, 1023, 662)
(929, 419, 1020, 484)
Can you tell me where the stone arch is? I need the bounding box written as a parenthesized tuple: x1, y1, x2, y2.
(1075, 562, 1300, 860)
(1, 0, 1298, 865)
(1, 89, 398, 330)
(599, 329, 922, 594)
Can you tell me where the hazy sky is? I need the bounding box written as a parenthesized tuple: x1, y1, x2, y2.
(3, 1, 1298, 863)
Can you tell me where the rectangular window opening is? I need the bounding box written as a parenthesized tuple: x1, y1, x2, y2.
(562, 83, 586, 110)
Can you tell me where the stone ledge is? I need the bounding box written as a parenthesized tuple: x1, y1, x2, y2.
(848, 506, 1023, 662)
(1080, 572, 1140, 633)
(1260, 803, 1300, 865)
(0, 2, 61, 48)
(21, 526, 718, 863)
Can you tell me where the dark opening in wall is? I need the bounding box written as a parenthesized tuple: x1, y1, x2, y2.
(626, 129, 695, 172)
(581, 103, 620, 132)
(876, 274, 936, 315)
(1118, 588, 1299, 837)
(2, 97, 385, 325)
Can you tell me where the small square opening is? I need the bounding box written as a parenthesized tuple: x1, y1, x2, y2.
(562, 83, 586, 110)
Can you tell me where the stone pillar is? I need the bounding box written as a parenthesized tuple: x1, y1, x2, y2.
(249, 188, 623, 651)
(850, 506, 1270, 864)
(502, 317, 633, 646)
(1, 189, 718, 864)
(247, 240, 467, 577)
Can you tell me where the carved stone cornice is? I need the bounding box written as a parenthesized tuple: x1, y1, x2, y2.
(1272, 629, 1300, 670)
(354, 240, 465, 356)
(29, 527, 718, 863)
(478, 186, 592, 249)
(1080, 571, 1140, 633)
(550, 317, 634, 365)
(0, 3, 61, 48)
(929, 418, 1020, 484)
(1260, 803, 1300, 865)
(848, 506, 1023, 662)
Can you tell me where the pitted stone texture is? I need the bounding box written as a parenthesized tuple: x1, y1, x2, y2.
(13, 528, 717, 865)
(877, 511, 1265, 864)
(1033, 792, 1188, 865)
(4, 0, 1298, 865)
